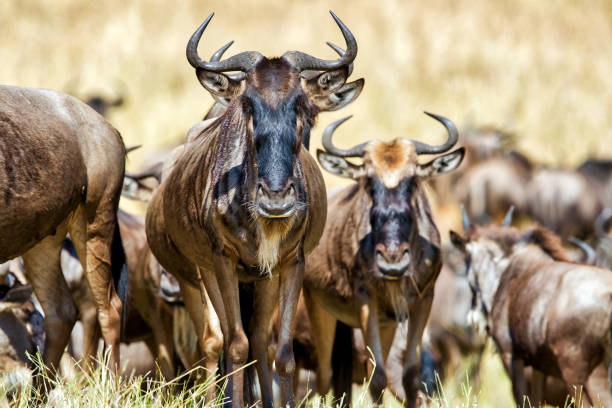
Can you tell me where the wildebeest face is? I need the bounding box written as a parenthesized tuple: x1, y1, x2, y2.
(186, 12, 363, 221)
(316, 115, 465, 279)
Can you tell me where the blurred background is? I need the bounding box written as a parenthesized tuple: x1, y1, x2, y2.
(3, 0, 612, 186)
(3, 2, 612, 405)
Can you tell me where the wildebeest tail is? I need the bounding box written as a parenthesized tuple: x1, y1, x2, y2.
(332, 320, 353, 404)
(239, 282, 257, 404)
(111, 219, 128, 337)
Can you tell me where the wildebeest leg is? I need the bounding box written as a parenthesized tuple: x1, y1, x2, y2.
(355, 287, 386, 404)
(529, 368, 545, 407)
(510, 356, 527, 406)
(251, 276, 279, 408)
(22, 231, 78, 373)
(584, 363, 611, 408)
(303, 287, 336, 397)
(150, 306, 176, 380)
(402, 295, 433, 408)
(385, 323, 407, 401)
(75, 291, 102, 371)
(69, 206, 122, 370)
(210, 254, 247, 407)
(275, 252, 305, 407)
(177, 277, 223, 388)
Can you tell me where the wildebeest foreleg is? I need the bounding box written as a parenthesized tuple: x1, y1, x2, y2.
(303, 288, 336, 397)
(355, 286, 386, 404)
(510, 356, 528, 405)
(275, 251, 305, 407)
(22, 231, 78, 374)
(210, 254, 248, 407)
(402, 294, 433, 408)
(251, 276, 279, 408)
(529, 367, 545, 406)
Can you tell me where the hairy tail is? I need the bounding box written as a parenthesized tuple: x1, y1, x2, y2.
(111, 219, 128, 338)
(332, 320, 353, 404)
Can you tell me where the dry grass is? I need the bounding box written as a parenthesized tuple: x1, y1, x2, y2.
(2, 1, 612, 406)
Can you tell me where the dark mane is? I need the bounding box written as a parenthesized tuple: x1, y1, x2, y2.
(471, 225, 569, 262)
(521, 226, 569, 262)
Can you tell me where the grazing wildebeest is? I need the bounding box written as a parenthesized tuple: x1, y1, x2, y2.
(0, 85, 127, 374)
(303, 114, 464, 406)
(146, 11, 362, 407)
(451, 211, 612, 407)
(526, 167, 602, 239)
(62, 209, 183, 380)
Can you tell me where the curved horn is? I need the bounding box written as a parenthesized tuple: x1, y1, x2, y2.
(411, 112, 459, 155)
(326, 42, 353, 77)
(461, 204, 472, 232)
(282, 11, 357, 72)
(502, 206, 515, 227)
(568, 236, 596, 265)
(321, 116, 367, 158)
(186, 13, 262, 73)
(209, 40, 245, 82)
(595, 208, 612, 238)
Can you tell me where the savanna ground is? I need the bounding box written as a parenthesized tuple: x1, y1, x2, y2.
(2, 0, 612, 406)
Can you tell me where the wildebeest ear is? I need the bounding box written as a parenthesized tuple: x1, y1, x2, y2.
(304, 67, 349, 97)
(317, 149, 365, 179)
(417, 147, 465, 178)
(450, 230, 467, 251)
(313, 79, 364, 112)
(196, 69, 242, 98)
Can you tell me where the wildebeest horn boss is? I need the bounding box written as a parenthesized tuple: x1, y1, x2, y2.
(303, 114, 464, 407)
(0, 85, 128, 377)
(146, 11, 362, 407)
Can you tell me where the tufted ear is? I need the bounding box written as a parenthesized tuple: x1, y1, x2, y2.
(316, 149, 366, 179)
(312, 78, 364, 112)
(196, 69, 242, 99)
(416, 148, 465, 178)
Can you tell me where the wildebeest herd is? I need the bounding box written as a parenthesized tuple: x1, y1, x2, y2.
(1, 10, 612, 408)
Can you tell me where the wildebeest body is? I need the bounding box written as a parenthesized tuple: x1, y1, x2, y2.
(0, 85, 126, 373)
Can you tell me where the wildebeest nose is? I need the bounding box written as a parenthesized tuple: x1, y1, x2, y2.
(375, 244, 411, 278)
(256, 182, 297, 218)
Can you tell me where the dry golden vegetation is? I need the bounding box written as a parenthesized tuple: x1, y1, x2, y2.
(2, 1, 611, 406)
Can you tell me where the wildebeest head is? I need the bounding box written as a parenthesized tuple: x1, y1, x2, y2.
(317, 114, 465, 280)
(186, 12, 363, 220)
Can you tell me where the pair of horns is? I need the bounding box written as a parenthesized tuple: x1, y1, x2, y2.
(186, 11, 357, 78)
(322, 112, 459, 158)
(460, 205, 514, 232)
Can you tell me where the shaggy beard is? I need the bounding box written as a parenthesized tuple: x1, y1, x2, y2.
(257, 217, 295, 277)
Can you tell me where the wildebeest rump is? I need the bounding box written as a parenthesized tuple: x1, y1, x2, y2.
(451, 214, 612, 407)
(0, 85, 127, 373)
(146, 11, 362, 407)
(303, 114, 464, 407)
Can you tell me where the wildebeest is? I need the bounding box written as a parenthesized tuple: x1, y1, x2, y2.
(61, 209, 182, 380)
(578, 159, 612, 209)
(146, 11, 362, 407)
(303, 114, 464, 406)
(526, 167, 602, 239)
(450, 211, 612, 407)
(0, 85, 127, 374)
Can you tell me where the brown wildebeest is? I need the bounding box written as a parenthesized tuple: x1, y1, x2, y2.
(578, 159, 612, 209)
(525, 167, 602, 239)
(62, 209, 183, 380)
(450, 211, 612, 407)
(303, 114, 464, 406)
(0, 85, 127, 374)
(146, 11, 362, 407)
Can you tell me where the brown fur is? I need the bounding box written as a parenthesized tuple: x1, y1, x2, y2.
(305, 136, 463, 407)
(459, 224, 612, 406)
(0, 85, 125, 374)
